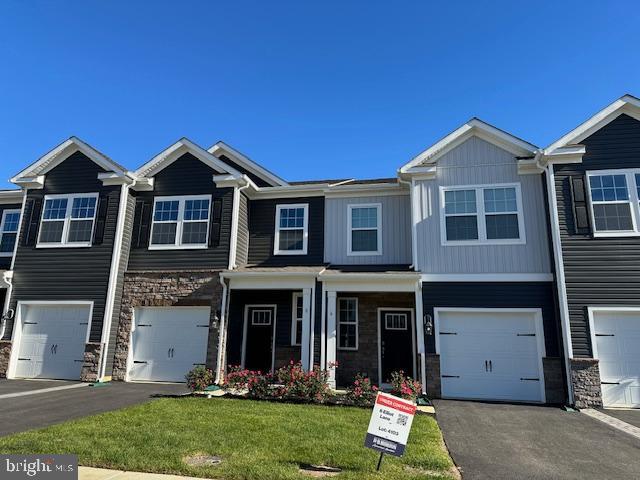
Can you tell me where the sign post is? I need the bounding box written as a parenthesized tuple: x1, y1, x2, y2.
(364, 392, 417, 470)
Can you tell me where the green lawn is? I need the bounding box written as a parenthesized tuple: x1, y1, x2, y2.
(0, 397, 456, 480)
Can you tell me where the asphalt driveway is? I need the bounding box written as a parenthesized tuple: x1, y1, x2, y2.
(0, 380, 188, 437)
(434, 399, 640, 480)
(0, 379, 78, 395)
(599, 408, 640, 428)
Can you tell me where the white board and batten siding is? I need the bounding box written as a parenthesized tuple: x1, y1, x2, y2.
(414, 136, 552, 274)
(324, 194, 412, 265)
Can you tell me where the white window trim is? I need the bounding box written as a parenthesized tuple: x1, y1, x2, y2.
(347, 203, 382, 256)
(337, 297, 358, 351)
(274, 203, 309, 255)
(439, 183, 526, 246)
(0, 209, 21, 257)
(384, 312, 408, 331)
(251, 308, 273, 326)
(291, 292, 303, 346)
(149, 194, 212, 250)
(586, 169, 640, 237)
(37, 193, 99, 248)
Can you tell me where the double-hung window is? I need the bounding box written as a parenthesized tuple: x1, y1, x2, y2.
(274, 204, 308, 255)
(587, 169, 640, 236)
(150, 195, 211, 249)
(348, 203, 382, 255)
(38, 193, 98, 247)
(0, 209, 21, 256)
(337, 297, 358, 350)
(291, 292, 304, 346)
(440, 184, 525, 245)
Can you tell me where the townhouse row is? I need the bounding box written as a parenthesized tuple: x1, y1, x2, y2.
(0, 95, 638, 409)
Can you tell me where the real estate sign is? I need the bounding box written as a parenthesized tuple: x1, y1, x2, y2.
(364, 392, 416, 457)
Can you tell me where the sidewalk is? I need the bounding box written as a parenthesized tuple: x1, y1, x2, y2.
(80, 466, 211, 480)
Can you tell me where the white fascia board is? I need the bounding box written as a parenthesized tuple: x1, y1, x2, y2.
(400, 118, 538, 173)
(130, 177, 154, 192)
(246, 184, 328, 199)
(324, 183, 408, 198)
(0, 191, 25, 203)
(420, 273, 554, 282)
(11, 137, 129, 184)
(209, 141, 289, 187)
(545, 95, 640, 154)
(213, 174, 251, 189)
(135, 138, 243, 179)
(222, 273, 318, 290)
(11, 176, 45, 189)
(98, 171, 135, 186)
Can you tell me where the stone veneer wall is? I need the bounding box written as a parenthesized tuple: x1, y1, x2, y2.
(336, 292, 415, 387)
(570, 358, 603, 408)
(81, 343, 102, 382)
(111, 271, 222, 381)
(0, 340, 10, 378)
(542, 357, 566, 404)
(425, 353, 441, 398)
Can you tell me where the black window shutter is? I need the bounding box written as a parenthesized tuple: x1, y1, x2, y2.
(92, 194, 110, 245)
(209, 198, 223, 248)
(134, 199, 153, 248)
(570, 175, 591, 231)
(23, 198, 42, 247)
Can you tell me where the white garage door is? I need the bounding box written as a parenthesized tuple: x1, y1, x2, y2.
(130, 307, 210, 382)
(592, 310, 640, 408)
(438, 309, 545, 403)
(14, 304, 91, 380)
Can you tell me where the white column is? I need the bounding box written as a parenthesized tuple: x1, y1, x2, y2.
(300, 288, 312, 371)
(326, 291, 337, 388)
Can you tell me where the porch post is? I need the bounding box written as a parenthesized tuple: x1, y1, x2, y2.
(415, 282, 427, 394)
(301, 287, 312, 371)
(326, 290, 337, 388)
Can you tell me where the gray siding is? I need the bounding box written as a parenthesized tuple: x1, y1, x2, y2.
(0, 203, 22, 270)
(414, 136, 552, 274)
(422, 282, 563, 358)
(324, 194, 412, 265)
(247, 197, 324, 266)
(235, 193, 249, 267)
(554, 114, 640, 357)
(105, 193, 136, 375)
(5, 152, 120, 342)
(126, 153, 233, 271)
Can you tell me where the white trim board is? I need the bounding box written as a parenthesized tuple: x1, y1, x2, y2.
(420, 273, 553, 282)
(347, 203, 382, 256)
(273, 203, 309, 256)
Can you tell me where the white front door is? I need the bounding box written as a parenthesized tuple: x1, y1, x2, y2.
(592, 310, 640, 408)
(437, 309, 545, 403)
(14, 304, 91, 380)
(129, 307, 211, 382)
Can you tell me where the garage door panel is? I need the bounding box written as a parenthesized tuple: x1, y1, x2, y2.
(438, 310, 544, 403)
(130, 307, 210, 383)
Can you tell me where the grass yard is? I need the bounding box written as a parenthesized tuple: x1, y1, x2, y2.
(0, 397, 456, 480)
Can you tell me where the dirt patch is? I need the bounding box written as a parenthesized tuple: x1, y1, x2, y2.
(299, 464, 342, 477)
(183, 454, 222, 467)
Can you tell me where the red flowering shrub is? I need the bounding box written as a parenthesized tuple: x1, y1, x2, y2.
(246, 372, 272, 398)
(185, 365, 215, 392)
(224, 366, 257, 390)
(390, 370, 421, 401)
(273, 361, 331, 401)
(346, 373, 378, 405)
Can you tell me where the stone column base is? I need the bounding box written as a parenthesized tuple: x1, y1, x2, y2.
(81, 343, 103, 382)
(542, 357, 566, 404)
(0, 340, 11, 378)
(570, 358, 602, 408)
(425, 353, 441, 399)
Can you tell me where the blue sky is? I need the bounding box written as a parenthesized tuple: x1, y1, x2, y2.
(0, 1, 638, 188)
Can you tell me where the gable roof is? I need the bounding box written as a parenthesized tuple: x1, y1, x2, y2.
(545, 94, 640, 154)
(135, 138, 242, 178)
(400, 118, 538, 174)
(208, 141, 288, 187)
(11, 136, 131, 185)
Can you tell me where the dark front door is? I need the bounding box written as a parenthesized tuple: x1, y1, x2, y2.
(244, 305, 276, 373)
(379, 309, 414, 383)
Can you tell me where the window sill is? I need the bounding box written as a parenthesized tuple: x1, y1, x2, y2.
(148, 245, 209, 250)
(592, 231, 640, 238)
(347, 251, 382, 256)
(441, 239, 526, 247)
(35, 243, 92, 249)
(274, 250, 308, 256)
(0, 252, 13, 257)
(337, 347, 358, 351)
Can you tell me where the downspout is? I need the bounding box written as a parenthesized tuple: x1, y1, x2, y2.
(215, 275, 230, 384)
(98, 182, 131, 381)
(543, 158, 575, 405)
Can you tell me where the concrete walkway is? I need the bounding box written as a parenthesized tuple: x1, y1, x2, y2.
(80, 467, 208, 479)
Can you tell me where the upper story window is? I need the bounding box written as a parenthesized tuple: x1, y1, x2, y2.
(0, 209, 21, 257)
(347, 203, 382, 255)
(274, 204, 308, 255)
(38, 193, 98, 247)
(338, 297, 358, 350)
(291, 292, 303, 346)
(440, 183, 525, 246)
(150, 195, 211, 249)
(587, 169, 640, 236)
